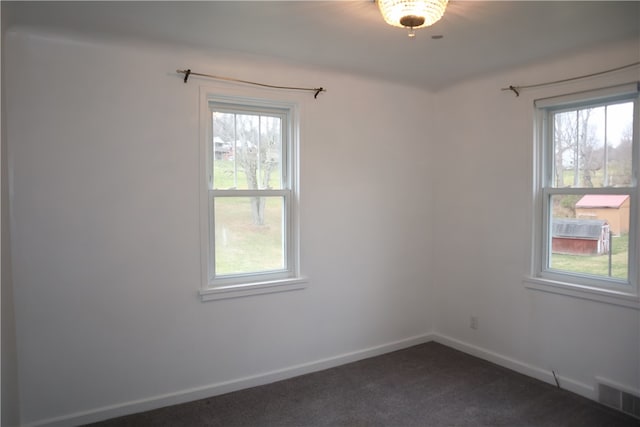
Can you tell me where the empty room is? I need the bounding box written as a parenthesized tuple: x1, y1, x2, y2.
(1, 1, 639, 426)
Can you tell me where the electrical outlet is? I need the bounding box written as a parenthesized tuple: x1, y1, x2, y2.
(470, 316, 478, 330)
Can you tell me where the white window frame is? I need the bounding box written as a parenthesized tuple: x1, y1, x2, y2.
(527, 83, 640, 308)
(198, 88, 306, 301)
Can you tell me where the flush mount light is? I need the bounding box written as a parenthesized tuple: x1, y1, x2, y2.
(378, 0, 448, 38)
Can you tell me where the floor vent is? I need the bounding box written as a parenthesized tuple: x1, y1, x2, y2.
(598, 383, 640, 419)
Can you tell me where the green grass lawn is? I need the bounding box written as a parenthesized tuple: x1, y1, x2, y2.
(214, 196, 285, 276)
(213, 158, 281, 190)
(550, 234, 629, 280)
(559, 165, 631, 188)
(212, 159, 285, 276)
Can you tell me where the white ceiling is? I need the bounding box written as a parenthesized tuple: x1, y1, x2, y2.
(4, 1, 640, 90)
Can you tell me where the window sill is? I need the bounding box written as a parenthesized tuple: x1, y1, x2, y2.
(200, 277, 308, 302)
(523, 276, 639, 310)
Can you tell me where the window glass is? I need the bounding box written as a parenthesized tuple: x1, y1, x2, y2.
(551, 102, 633, 188)
(214, 196, 285, 276)
(212, 112, 283, 190)
(548, 194, 629, 281)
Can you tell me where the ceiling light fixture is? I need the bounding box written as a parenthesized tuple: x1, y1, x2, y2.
(377, 0, 448, 38)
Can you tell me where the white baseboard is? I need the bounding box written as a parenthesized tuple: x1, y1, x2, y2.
(431, 333, 595, 400)
(28, 332, 435, 427)
(28, 331, 619, 427)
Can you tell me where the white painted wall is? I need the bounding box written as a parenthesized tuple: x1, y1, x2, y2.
(431, 38, 640, 398)
(4, 29, 434, 425)
(1, 3, 22, 426)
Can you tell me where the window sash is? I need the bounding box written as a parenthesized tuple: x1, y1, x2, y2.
(541, 93, 638, 190)
(208, 104, 290, 192)
(209, 191, 293, 285)
(540, 187, 636, 289)
(202, 95, 299, 290)
(211, 189, 290, 198)
(535, 84, 639, 292)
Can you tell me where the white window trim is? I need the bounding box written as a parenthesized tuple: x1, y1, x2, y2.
(525, 82, 640, 310)
(198, 87, 307, 301)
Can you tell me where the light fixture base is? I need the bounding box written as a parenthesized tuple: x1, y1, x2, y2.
(399, 15, 425, 28)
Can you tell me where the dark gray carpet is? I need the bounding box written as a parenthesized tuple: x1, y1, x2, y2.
(88, 342, 638, 426)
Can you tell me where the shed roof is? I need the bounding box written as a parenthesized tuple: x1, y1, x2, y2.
(576, 194, 629, 208)
(552, 218, 608, 239)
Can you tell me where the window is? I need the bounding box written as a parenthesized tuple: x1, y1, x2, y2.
(531, 83, 639, 300)
(199, 92, 305, 301)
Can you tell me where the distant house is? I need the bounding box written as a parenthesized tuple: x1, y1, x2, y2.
(575, 194, 629, 235)
(213, 136, 232, 160)
(552, 218, 610, 255)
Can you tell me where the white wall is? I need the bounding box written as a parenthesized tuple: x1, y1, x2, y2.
(1, 3, 22, 426)
(4, 29, 435, 425)
(431, 38, 640, 398)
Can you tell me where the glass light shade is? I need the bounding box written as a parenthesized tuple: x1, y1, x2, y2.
(378, 0, 448, 29)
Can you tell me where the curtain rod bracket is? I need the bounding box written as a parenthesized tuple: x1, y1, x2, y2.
(500, 85, 520, 97)
(183, 69, 191, 84)
(314, 87, 324, 99)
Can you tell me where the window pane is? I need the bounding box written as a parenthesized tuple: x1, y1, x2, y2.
(212, 112, 283, 190)
(214, 196, 285, 276)
(548, 194, 629, 281)
(606, 103, 634, 187)
(551, 102, 633, 188)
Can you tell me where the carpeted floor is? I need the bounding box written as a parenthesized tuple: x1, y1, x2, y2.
(88, 342, 638, 426)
